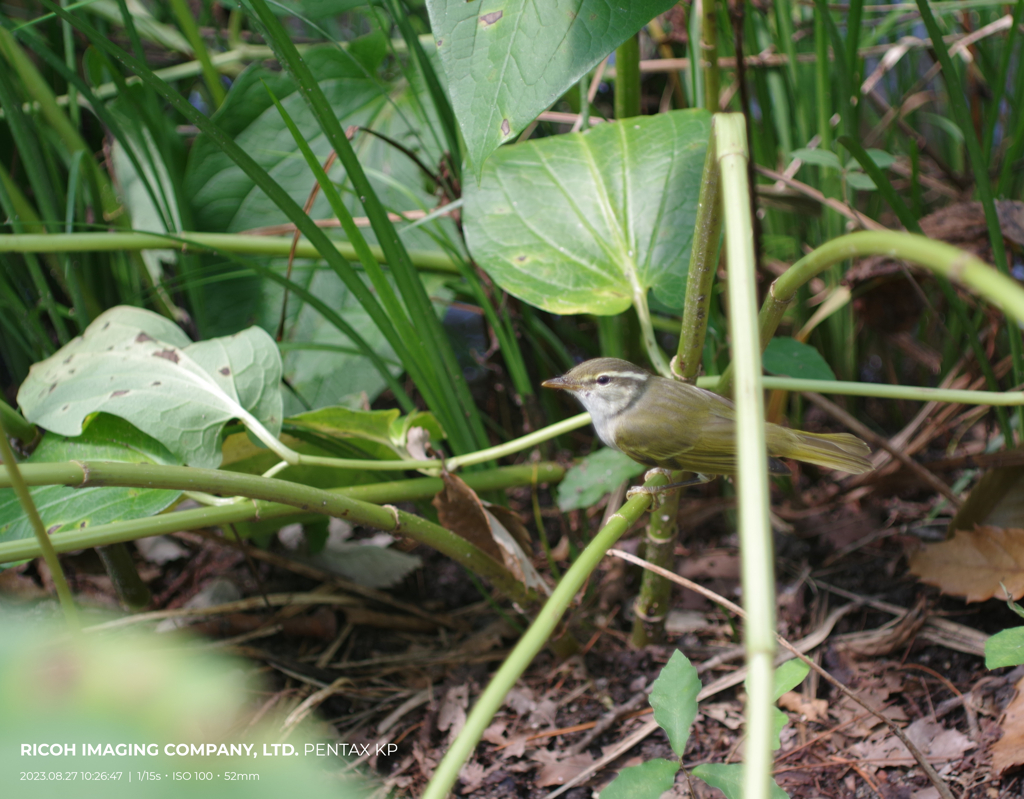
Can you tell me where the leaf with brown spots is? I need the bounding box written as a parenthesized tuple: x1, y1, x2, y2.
(17, 306, 282, 469)
(907, 525, 1024, 602)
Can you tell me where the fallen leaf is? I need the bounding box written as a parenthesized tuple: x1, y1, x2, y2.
(433, 472, 549, 595)
(848, 717, 974, 765)
(907, 525, 1024, 602)
(457, 761, 487, 794)
(433, 473, 503, 561)
(991, 677, 1024, 776)
(438, 684, 469, 743)
(532, 750, 595, 787)
(778, 691, 829, 724)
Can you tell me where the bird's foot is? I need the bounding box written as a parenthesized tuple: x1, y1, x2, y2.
(626, 470, 713, 502)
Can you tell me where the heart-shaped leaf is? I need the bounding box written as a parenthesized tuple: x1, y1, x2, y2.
(17, 306, 282, 469)
(465, 110, 710, 315)
(426, 0, 678, 169)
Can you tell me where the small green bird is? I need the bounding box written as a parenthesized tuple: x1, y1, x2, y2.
(542, 357, 872, 477)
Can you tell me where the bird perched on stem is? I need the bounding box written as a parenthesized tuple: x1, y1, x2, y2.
(542, 358, 872, 483)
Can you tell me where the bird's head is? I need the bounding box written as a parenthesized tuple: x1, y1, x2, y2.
(542, 358, 650, 419)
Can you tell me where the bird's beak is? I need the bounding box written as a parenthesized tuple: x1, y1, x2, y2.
(541, 375, 574, 391)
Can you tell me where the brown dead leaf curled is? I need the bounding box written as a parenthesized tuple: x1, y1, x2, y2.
(991, 676, 1024, 776)
(432, 472, 549, 595)
(907, 525, 1024, 602)
(433, 472, 504, 561)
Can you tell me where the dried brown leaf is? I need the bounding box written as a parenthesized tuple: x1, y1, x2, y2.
(432, 472, 503, 561)
(991, 677, 1024, 776)
(907, 525, 1024, 602)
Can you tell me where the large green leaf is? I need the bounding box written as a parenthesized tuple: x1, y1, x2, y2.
(0, 414, 181, 545)
(464, 110, 710, 315)
(649, 649, 701, 758)
(17, 306, 282, 469)
(425, 0, 678, 169)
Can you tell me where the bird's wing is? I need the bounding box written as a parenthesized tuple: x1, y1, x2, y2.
(611, 379, 738, 472)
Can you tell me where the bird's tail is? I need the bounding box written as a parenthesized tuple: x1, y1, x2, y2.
(772, 430, 873, 474)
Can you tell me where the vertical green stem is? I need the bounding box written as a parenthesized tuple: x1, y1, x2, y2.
(630, 486, 680, 646)
(614, 34, 641, 119)
(717, 113, 775, 799)
(676, 125, 722, 380)
(702, 0, 721, 112)
(0, 418, 79, 629)
(633, 119, 723, 646)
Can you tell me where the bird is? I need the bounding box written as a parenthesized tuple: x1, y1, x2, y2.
(542, 357, 872, 480)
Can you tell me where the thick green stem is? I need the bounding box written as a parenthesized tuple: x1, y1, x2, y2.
(718, 113, 775, 799)
(422, 471, 668, 799)
(614, 34, 641, 120)
(634, 119, 724, 645)
(630, 482, 680, 647)
(676, 124, 722, 380)
(0, 418, 79, 628)
(0, 461, 565, 604)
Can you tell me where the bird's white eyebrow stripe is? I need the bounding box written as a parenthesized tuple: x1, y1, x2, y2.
(597, 371, 648, 380)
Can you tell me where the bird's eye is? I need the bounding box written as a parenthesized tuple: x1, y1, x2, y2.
(597, 375, 610, 385)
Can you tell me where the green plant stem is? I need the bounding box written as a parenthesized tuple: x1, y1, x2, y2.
(757, 377, 1024, 406)
(422, 471, 668, 799)
(718, 231, 1024, 396)
(676, 124, 722, 380)
(634, 119, 724, 645)
(614, 34, 641, 119)
(717, 113, 775, 799)
(0, 464, 562, 566)
(0, 399, 37, 443)
(701, 0, 720, 111)
(0, 231, 459, 272)
(0, 462, 562, 600)
(167, 0, 227, 107)
(0, 418, 79, 629)
(630, 481, 680, 647)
